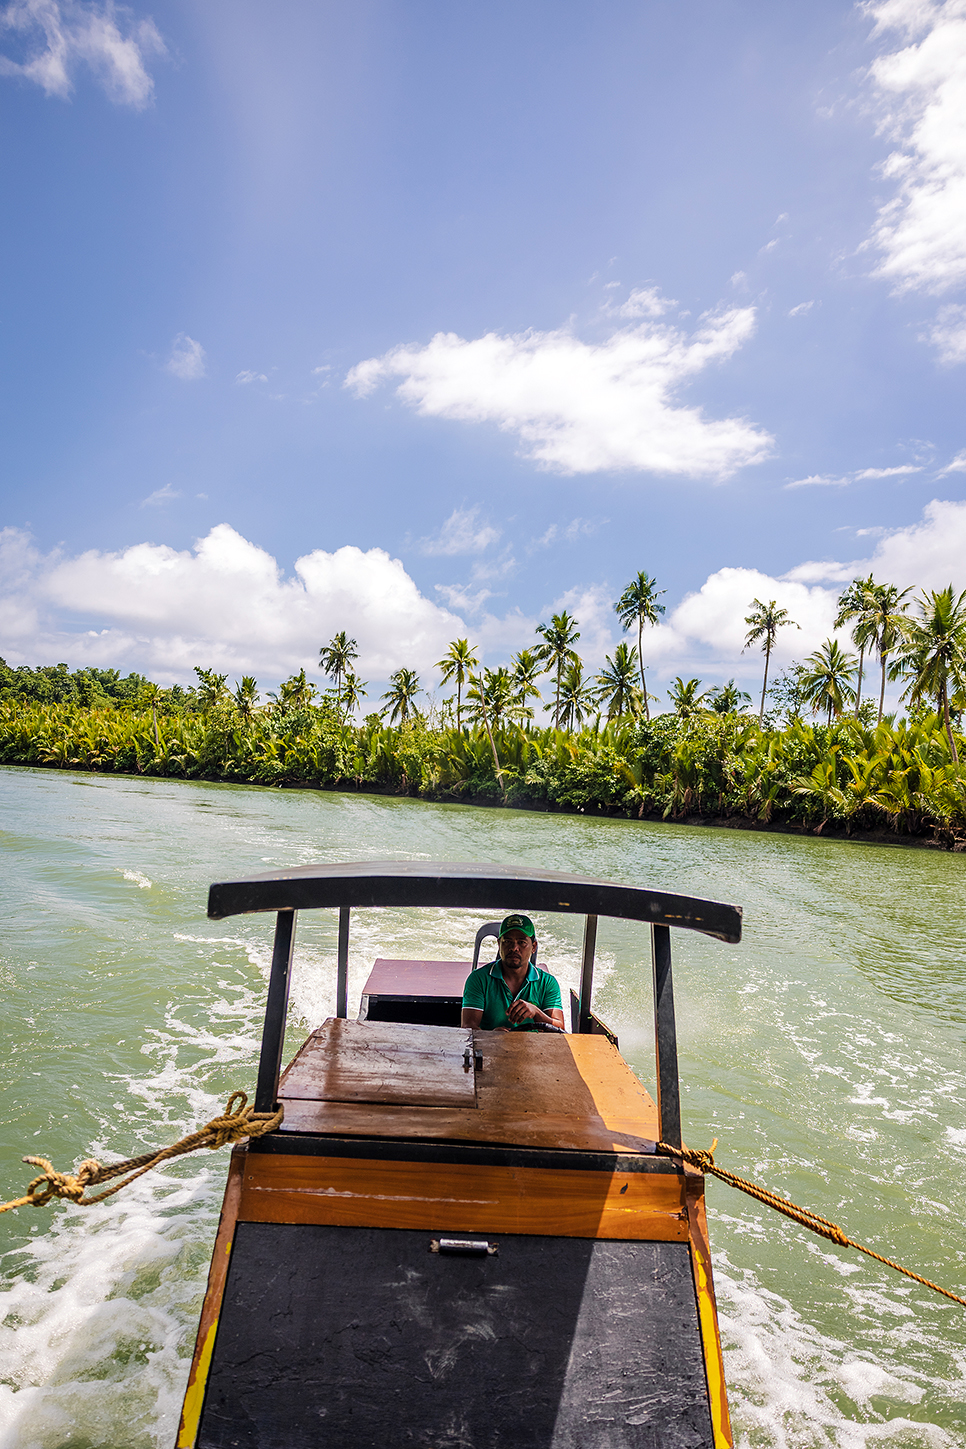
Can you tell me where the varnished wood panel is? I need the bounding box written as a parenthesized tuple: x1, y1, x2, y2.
(278, 1023, 659, 1151)
(237, 1152, 689, 1240)
(277, 1097, 657, 1152)
(281, 1019, 477, 1108)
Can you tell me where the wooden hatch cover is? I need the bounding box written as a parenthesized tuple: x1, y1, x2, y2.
(280, 1020, 478, 1108)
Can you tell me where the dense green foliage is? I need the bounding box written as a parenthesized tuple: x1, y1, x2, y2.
(2, 690, 964, 849)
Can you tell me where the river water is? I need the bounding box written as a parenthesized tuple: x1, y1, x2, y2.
(0, 766, 964, 1448)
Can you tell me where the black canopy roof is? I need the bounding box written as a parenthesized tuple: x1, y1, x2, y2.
(207, 860, 742, 943)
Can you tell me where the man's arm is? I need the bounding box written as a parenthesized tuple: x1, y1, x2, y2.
(505, 1000, 565, 1029)
(461, 1007, 484, 1028)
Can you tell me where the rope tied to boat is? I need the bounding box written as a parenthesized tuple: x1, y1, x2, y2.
(0, 1092, 283, 1214)
(656, 1138, 966, 1310)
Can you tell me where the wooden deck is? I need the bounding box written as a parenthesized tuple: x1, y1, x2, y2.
(277, 1020, 660, 1153)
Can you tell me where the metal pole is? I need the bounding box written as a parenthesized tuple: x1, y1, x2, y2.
(577, 914, 598, 1034)
(336, 905, 350, 1019)
(254, 910, 297, 1113)
(651, 923, 681, 1147)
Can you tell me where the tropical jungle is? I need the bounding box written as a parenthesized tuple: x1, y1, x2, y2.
(2, 572, 965, 849)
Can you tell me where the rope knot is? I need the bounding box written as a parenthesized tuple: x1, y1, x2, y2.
(22, 1157, 101, 1207)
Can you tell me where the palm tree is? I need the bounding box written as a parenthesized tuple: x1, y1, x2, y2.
(233, 676, 259, 724)
(799, 639, 858, 725)
(139, 680, 163, 749)
(833, 575, 878, 717)
(319, 632, 359, 715)
(594, 642, 642, 719)
(510, 648, 543, 715)
(614, 572, 666, 721)
(743, 600, 799, 721)
(466, 668, 525, 800)
(707, 679, 751, 715)
(270, 669, 316, 710)
(865, 582, 912, 723)
(435, 639, 478, 730)
(668, 677, 709, 719)
(381, 668, 421, 724)
(557, 661, 595, 731)
(340, 671, 367, 720)
(193, 667, 229, 714)
(894, 586, 966, 761)
(534, 610, 581, 727)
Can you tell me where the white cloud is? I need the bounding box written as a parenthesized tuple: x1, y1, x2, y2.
(166, 334, 206, 381)
(141, 484, 181, 507)
(0, 523, 467, 683)
(235, 369, 268, 385)
(853, 463, 922, 478)
(0, 0, 164, 107)
(610, 286, 677, 319)
(788, 301, 815, 316)
(785, 474, 850, 490)
(925, 302, 966, 362)
(346, 308, 772, 480)
(865, 0, 966, 296)
(418, 506, 500, 556)
(785, 463, 922, 489)
(938, 447, 966, 473)
(3, 502, 966, 705)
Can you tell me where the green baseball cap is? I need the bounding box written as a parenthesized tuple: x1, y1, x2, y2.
(498, 913, 535, 939)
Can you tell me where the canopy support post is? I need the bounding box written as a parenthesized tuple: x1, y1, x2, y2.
(577, 914, 598, 1034)
(336, 905, 350, 1019)
(254, 909, 297, 1113)
(651, 923, 681, 1147)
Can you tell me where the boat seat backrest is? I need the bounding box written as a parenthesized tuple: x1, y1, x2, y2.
(471, 922, 501, 970)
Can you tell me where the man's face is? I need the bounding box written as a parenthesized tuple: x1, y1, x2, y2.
(498, 930, 535, 969)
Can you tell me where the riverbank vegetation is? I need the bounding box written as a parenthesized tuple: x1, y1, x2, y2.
(2, 575, 964, 848)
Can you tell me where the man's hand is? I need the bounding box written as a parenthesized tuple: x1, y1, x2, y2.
(506, 999, 546, 1025)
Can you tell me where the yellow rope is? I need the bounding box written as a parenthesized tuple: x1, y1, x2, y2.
(657, 1139, 966, 1310)
(0, 1092, 283, 1214)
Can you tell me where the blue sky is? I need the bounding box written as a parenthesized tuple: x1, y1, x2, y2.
(2, 0, 965, 710)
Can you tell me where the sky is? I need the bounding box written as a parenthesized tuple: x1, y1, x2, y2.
(2, 0, 966, 714)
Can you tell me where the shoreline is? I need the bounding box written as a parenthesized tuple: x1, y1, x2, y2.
(7, 759, 962, 853)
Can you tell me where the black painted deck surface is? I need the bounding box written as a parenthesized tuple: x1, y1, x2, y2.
(197, 1222, 713, 1449)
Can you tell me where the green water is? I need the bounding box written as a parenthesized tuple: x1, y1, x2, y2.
(1, 765, 964, 1448)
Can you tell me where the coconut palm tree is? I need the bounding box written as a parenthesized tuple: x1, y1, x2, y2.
(466, 668, 525, 800)
(381, 668, 421, 724)
(864, 582, 912, 722)
(510, 648, 543, 716)
(594, 642, 642, 719)
(534, 610, 581, 727)
(557, 661, 595, 731)
(894, 586, 966, 761)
(233, 676, 259, 724)
(707, 679, 751, 715)
(834, 575, 878, 717)
(193, 667, 229, 714)
(435, 639, 478, 730)
(799, 639, 858, 725)
(614, 572, 666, 721)
(319, 632, 359, 715)
(270, 669, 316, 710)
(668, 677, 709, 719)
(139, 680, 164, 749)
(340, 671, 367, 720)
(743, 600, 799, 721)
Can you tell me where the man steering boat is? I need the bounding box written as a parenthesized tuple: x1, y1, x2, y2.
(460, 913, 565, 1032)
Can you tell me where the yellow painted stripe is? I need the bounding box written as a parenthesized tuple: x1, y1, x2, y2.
(691, 1247, 732, 1449)
(177, 1320, 218, 1449)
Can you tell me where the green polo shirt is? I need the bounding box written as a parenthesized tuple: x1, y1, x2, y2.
(461, 960, 562, 1030)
